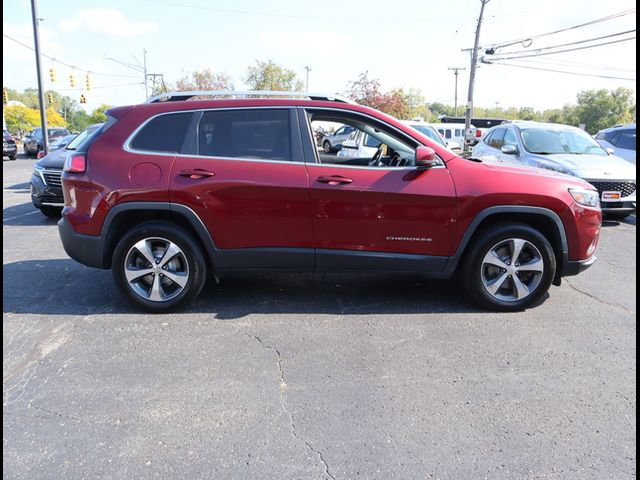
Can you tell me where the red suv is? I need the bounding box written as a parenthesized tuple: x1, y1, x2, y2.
(58, 91, 602, 312)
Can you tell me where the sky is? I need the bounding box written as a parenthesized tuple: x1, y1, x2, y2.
(2, 0, 636, 113)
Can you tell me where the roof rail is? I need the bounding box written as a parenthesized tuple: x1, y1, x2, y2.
(147, 90, 357, 104)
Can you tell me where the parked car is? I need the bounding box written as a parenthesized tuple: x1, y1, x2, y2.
(23, 127, 70, 157)
(3, 130, 17, 160)
(403, 121, 461, 150)
(594, 124, 636, 164)
(472, 122, 636, 219)
(58, 91, 601, 313)
(321, 124, 356, 152)
(48, 133, 77, 152)
(31, 124, 103, 218)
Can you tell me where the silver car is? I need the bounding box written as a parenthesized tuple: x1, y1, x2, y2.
(594, 124, 636, 164)
(472, 121, 636, 219)
(321, 124, 356, 153)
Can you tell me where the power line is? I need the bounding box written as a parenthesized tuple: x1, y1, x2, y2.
(492, 29, 635, 56)
(54, 82, 143, 92)
(508, 57, 637, 73)
(487, 8, 635, 50)
(487, 62, 635, 81)
(3, 33, 140, 78)
(485, 36, 635, 61)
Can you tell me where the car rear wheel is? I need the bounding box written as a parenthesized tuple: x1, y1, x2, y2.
(323, 140, 332, 153)
(462, 223, 556, 311)
(8, 153, 16, 160)
(112, 223, 207, 312)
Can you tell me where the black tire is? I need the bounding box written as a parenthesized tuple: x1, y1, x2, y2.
(40, 206, 63, 218)
(462, 223, 556, 312)
(112, 223, 208, 312)
(604, 212, 631, 221)
(323, 140, 332, 153)
(8, 153, 17, 160)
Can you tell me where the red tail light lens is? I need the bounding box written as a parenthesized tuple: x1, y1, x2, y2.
(475, 129, 482, 137)
(64, 154, 86, 173)
(37, 151, 46, 159)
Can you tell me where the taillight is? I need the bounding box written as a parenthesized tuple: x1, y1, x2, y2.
(37, 151, 46, 159)
(475, 129, 482, 137)
(64, 154, 86, 173)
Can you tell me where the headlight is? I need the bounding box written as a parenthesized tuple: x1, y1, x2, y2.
(569, 188, 600, 208)
(32, 164, 46, 184)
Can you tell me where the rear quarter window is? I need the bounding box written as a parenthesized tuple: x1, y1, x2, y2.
(130, 112, 193, 153)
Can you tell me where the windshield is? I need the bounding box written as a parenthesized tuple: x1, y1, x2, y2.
(66, 125, 101, 150)
(48, 129, 69, 138)
(408, 125, 447, 147)
(521, 128, 607, 156)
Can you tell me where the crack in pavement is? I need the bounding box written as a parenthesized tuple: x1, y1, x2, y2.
(246, 334, 336, 480)
(564, 279, 633, 314)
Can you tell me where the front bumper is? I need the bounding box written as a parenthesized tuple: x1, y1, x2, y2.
(3, 144, 17, 156)
(562, 255, 597, 276)
(58, 216, 108, 269)
(30, 174, 64, 208)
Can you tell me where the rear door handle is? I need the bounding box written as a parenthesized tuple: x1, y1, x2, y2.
(317, 175, 353, 185)
(179, 169, 215, 179)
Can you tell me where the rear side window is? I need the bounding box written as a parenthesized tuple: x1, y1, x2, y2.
(198, 109, 291, 161)
(130, 112, 192, 153)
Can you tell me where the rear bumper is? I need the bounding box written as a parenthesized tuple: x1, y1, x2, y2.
(562, 255, 597, 277)
(58, 216, 108, 269)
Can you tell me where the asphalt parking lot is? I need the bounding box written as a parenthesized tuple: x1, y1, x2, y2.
(3, 154, 636, 479)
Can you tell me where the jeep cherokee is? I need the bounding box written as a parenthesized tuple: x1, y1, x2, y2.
(58, 91, 602, 312)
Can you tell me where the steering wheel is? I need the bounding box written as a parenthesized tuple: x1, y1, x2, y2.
(369, 144, 386, 166)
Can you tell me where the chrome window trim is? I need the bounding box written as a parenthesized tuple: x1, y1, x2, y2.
(300, 106, 446, 170)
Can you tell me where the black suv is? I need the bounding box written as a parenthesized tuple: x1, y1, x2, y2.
(24, 127, 70, 157)
(3, 130, 17, 160)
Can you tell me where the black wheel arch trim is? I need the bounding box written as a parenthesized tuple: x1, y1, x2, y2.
(443, 205, 569, 275)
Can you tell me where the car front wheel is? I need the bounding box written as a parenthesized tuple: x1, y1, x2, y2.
(112, 223, 207, 312)
(323, 140, 332, 153)
(462, 223, 556, 311)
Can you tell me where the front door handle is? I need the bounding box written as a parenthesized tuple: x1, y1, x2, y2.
(317, 175, 353, 185)
(179, 169, 215, 179)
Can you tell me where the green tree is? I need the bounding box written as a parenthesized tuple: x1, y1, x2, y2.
(575, 87, 635, 133)
(46, 107, 67, 127)
(245, 60, 303, 91)
(88, 104, 112, 124)
(4, 105, 41, 133)
(67, 109, 91, 133)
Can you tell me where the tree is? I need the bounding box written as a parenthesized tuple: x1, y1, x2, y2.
(344, 72, 411, 118)
(176, 68, 234, 92)
(46, 107, 67, 127)
(245, 60, 303, 91)
(575, 87, 635, 133)
(4, 105, 41, 133)
(67, 109, 91, 133)
(88, 104, 112, 124)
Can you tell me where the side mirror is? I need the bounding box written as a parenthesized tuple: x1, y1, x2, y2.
(415, 146, 438, 168)
(501, 144, 518, 155)
(605, 147, 615, 155)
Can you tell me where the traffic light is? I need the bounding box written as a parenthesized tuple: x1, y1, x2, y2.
(3, 90, 8, 104)
(47, 93, 53, 104)
(49, 68, 57, 82)
(85, 74, 92, 91)
(70, 74, 76, 88)
(79, 94, 87, 104)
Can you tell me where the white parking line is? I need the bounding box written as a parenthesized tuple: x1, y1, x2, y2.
(3, 210, 41, 222)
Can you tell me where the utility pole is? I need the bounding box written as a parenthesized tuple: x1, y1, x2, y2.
(143, 49, 149, 100)
(304, 66, 311, 91)
(463, 0, 490, 152)
(30, 0, 48, 154)
(447, 67, 466, 117)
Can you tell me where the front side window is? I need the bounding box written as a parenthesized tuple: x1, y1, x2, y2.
(488, 128, 506, 149)
(198, 109, 291, 161)
(614, 130, 636, 150)
(503, 129, 518, 146)
(130, 112, 192, 153)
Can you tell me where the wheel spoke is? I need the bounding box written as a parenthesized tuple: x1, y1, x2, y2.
(148, 274, 164, 301)
(159, 242, 182, 267)
(125, 267, 153, 283)
(485, 272, 509, 295)
(163, 270, 188, 288)
(133, 239, 156, 265)
(510, 239, 526, 265)
(512, 275, 530, 299)
(483, 250, 509, 269)
(518, 258, 544, 272)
